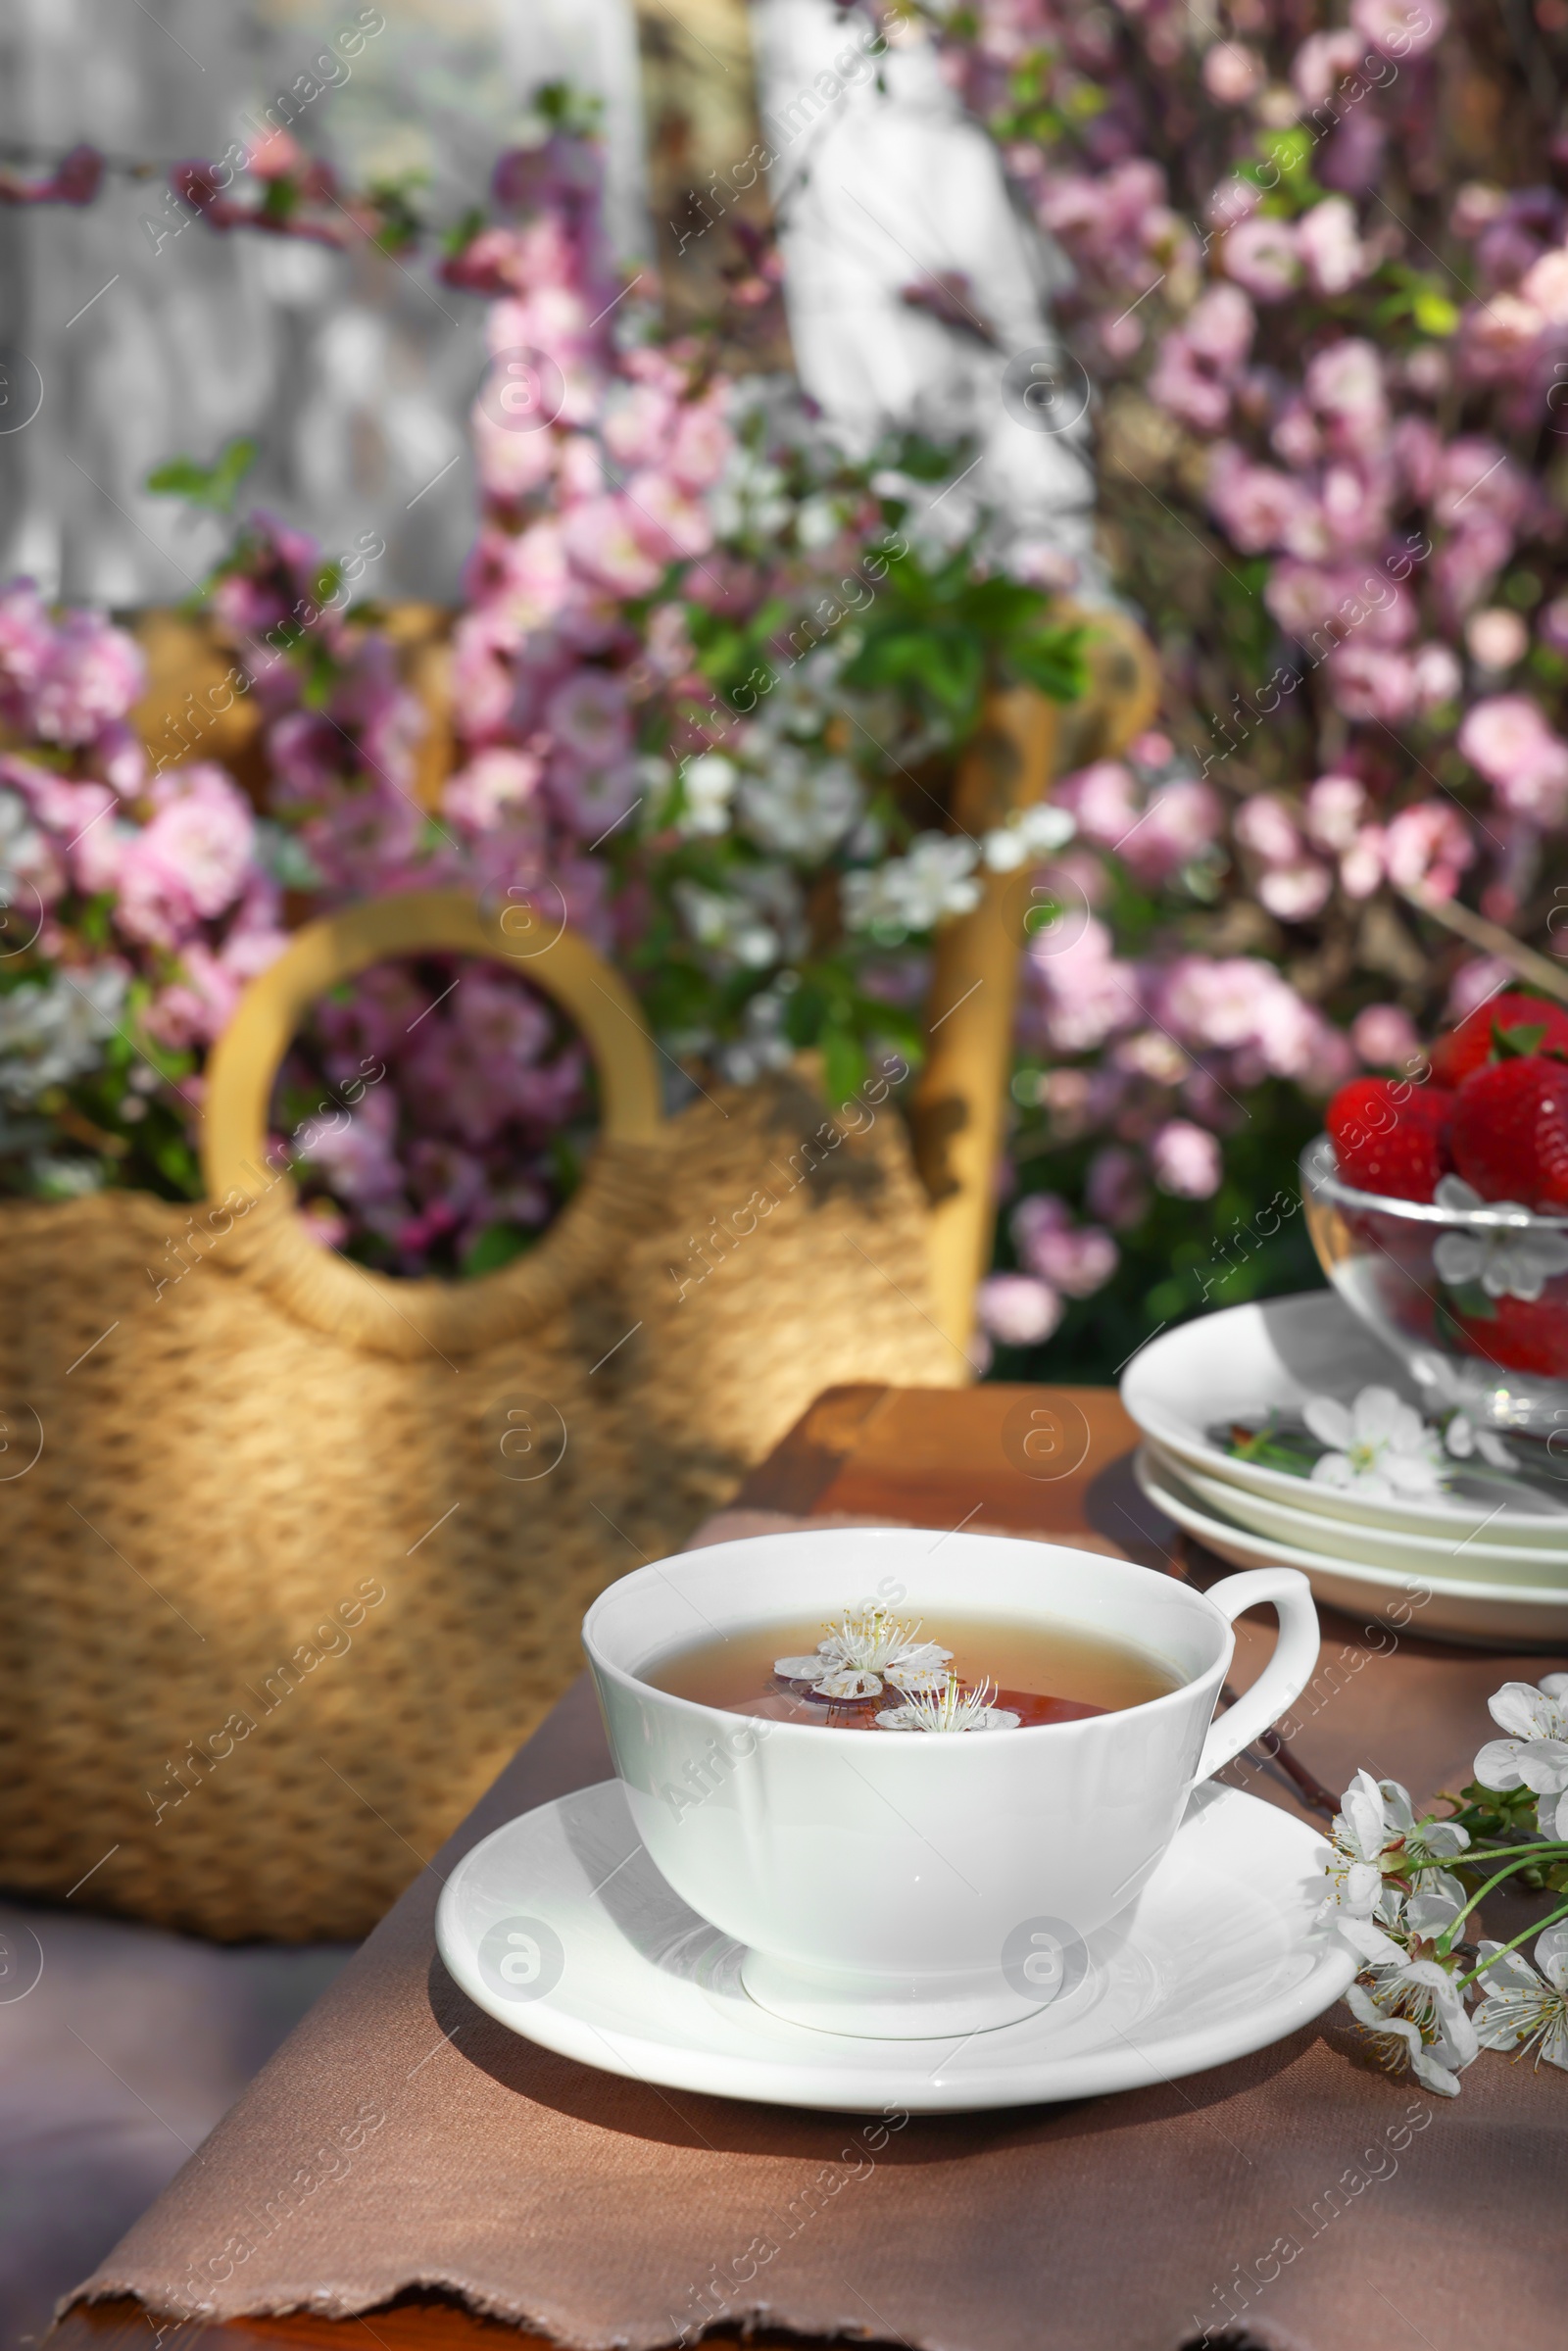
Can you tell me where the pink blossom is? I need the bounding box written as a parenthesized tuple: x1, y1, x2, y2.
(89, 720, 147, 798)
(1086, 1145, 1152, 1231)
(1271, 398, 1322, 467)
(1340, 824, 1387, 900)
(1121, 779, 1223, 883)
(624, 470, 715, 564)
(449, 610, 523, 742)
(443, 748, 543, 831)
(1411, 642, 1462, 710)
(547, 755, 642, 839)
(297, 1082, 405, 1204)
(977, 1272, 1062, 1347)
(1185, 282, 1256, 374)
(1160, 955, 1265, 1050)
(1352, 1004, 1422, 1068)
(1012, 1194, 1119, 1297)
(1539, 596, 1568, 654)
(1432, 438, 1528, 531)
(1350, 0, 1447, 59)
(1259, 859, 1334, 922)
(1325, 643, 1417, 723)
(1223, 217, 1300, 301)
(561, 495, 664, 596)
(470, 399, 558, 502)
(1297, 198, 1371, 296)
(666, 396, 732, 493)
(545, 669, 632, 766)
(1149, 335, 1232, 433)
(141, 941, 243, 1050)
(1292, 29, 1363, 104)
(603, 383, 678, 468)
(116, 765, 255, 945)
(1447, 955, 1516, 1020)
(1056, 759, 1141, 848)
(1028, 914, 1139, 1053)
(1207, 445, 1305, 552)
(270, 710, 345, 803)
(1202, 42, 1264, 105)
(1151, 1118, 1222, 1199)
(1391, 415, 1442, 503)
(1466, 607, 1529, 669)
(1304, 340, 1388, 454)
(1305, 774, 1368, 854)
(29, 612, 146, 745)
(0, 581, 55, 718)
(1436, 521, 1511, 621)
(1234, 793, 1301, 867)
(1459, 694, 1568, 821)
(1520, 247, 1568, 326)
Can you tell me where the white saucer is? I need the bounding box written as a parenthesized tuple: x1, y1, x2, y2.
(1138, 1446, 1568, 1649)
(434, 1778, 1352, 2115)
(1150, 1439, 1568, 1587)
(1122, 1293, 1568, 1544)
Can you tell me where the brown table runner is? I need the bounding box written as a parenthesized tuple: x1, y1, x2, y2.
(69, 1510, 1568, 2351)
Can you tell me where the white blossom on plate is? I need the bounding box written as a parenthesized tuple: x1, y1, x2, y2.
(738, 749, 863, 860)
(842, 832, 981, 934)
(876, 1677, 1021, 1733)
(1473, 1675, 1568, 1839)
(775, 1606, 953, 1702)
(1432, 1176, 1568, 1302)
(1471, 1927, 1568, 2070)
(1442, 1410, 1516, 1470)
(1304, 1385, 1446, 1498)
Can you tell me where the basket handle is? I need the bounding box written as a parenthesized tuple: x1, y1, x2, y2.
(198, 891, 667, 1359)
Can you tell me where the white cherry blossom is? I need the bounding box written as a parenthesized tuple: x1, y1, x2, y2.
(1304, 1385, 1446, 1498)
(876, 1676, 1020, 1733)
(1337, 1912, 1479, 2096)
(1471, 1927, 1568, 2070)
(1319, 1769, 1469, 1919)
(1473, 1675, 1568, 1838)
(1432, 1176, 1568, 1303)
(774, 1607, 953, 1703)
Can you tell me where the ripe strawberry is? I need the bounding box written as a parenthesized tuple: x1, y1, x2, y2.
(1450, 1054, 1568, 1208)
(1428, 992, 1568, 1088)
(1454, 1297, 1568, 1380)
(1327, 1077, 1453, 1201)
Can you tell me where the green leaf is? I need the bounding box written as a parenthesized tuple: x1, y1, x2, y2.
(461, 1222, 539, 1277)
(821, 1022, 866, 1108)
(145, 436, 258, 514)
(1412, 290, 1459, 337)
(1494, 1020, 1547, 1060)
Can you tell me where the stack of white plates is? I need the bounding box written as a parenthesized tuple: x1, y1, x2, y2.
(1121, 1293, 1568, 1648)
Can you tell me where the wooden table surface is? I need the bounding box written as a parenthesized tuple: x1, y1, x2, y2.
(43, 1380, 1488, 2351)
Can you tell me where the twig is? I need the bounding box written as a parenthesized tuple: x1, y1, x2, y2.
(1222, 1681, 1338, 1817)
(1398, 885, 1568, 1012)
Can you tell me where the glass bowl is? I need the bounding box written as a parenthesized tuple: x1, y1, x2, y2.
(1300, 1134, 1568, 1435)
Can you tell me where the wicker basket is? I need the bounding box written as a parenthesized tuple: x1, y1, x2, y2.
(0, 893, 957, 1939)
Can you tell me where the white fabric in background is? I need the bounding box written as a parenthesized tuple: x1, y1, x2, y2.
(748, 0, 1098, 583)
(0, 0, 1095, 605)
(0, 0, 651, 605)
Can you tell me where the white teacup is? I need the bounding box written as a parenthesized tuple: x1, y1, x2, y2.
(583, 1528, 1318, 2038)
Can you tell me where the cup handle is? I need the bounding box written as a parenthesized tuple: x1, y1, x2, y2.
(1193, 1568, 1320, 1786)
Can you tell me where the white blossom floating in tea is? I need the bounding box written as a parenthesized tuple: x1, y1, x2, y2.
(773, 1606, 954, 1702)
(649, 1605, 1177, 1730)
(875, 1677, 1021, 1735)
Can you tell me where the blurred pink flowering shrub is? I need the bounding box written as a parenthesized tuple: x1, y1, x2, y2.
(945, 0, 1568, 1367)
